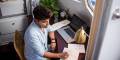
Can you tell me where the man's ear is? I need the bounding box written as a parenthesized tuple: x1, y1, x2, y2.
(34, 19, 39, 22)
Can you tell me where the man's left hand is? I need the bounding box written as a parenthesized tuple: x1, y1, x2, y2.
(50, 42, 56, 51)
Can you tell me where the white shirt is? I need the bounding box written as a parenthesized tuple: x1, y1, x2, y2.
(24, 21, 54, 60)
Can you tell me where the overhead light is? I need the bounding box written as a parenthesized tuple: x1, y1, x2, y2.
(73, 0, 81, 3)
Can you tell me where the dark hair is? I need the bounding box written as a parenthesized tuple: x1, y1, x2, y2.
(33, 5, 53, 20)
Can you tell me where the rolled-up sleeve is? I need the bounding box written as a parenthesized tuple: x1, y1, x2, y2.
(25, 31, 46, 56)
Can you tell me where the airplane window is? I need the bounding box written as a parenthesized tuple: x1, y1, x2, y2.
(84, 0, 96, 16)
(88, 0, 96, 11)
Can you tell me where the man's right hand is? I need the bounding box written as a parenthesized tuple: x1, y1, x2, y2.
(58, 52, 69, 59)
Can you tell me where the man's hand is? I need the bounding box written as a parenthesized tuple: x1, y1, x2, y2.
(50, 42, 56, 51)
(58, 52, 69, 59)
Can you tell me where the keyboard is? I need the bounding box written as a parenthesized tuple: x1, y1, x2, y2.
(51, 20, 70, 31)
(57, 26, 75, 43)
(64, 28, 75, 38)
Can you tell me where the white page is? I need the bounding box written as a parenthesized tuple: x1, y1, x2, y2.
(68, 44, 85, 53)
(61, 44, 85, 60)
(61, 48, 79, 60)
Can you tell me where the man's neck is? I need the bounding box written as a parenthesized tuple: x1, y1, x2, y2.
(41, 28, 45, 33)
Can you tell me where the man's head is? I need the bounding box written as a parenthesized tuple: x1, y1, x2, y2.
(33, 5, 53, 28)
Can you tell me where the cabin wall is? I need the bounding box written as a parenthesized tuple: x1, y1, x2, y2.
(0, 0, 27, 45)
(92, 0, 120, 60)
(58, 0, 92, 26)
(97, 0, 120, 60)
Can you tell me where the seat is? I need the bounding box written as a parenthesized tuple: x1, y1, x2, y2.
(13, 30, 26, 60)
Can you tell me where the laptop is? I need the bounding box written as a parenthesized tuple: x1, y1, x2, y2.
(57, 26, 75, 43)
(55, 15, 89, 43)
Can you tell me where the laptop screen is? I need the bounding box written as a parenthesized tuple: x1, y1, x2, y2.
(69, 15, 90, 34)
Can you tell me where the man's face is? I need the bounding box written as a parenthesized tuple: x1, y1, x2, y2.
(36, 19, 49, 28)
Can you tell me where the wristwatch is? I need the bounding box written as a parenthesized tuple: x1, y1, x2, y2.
(51, 39, 56, 43)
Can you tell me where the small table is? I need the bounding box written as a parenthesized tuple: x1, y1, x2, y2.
(55, 31, 85, 60)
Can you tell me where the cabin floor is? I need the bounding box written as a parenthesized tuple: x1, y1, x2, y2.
(0, 42, 20, 60)
(0, 42, 59, 60)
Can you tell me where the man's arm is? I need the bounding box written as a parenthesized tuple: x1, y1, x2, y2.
(49, 32, 55, 42)
(44, 51, 68, 59)
(49, 32, 56, 51)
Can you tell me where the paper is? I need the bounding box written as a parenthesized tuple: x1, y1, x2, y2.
(51, 20, 70, 31)
(68, 44, 85, 53)
(61, 44, 85, 60)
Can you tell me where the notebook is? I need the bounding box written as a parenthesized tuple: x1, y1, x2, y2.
(60, 44, 85, 60)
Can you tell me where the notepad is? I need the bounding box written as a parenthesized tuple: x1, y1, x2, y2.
(68, 44, 85, 53)
(61, 44, 85, 60)
(51, 20, 70, 31)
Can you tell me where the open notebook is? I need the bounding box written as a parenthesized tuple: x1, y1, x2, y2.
(61, 44, 85, 60)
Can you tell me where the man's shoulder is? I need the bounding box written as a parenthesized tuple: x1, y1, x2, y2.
(25, 23, 39, 35)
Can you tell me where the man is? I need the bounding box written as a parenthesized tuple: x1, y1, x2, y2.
(24, 5, 68, 60)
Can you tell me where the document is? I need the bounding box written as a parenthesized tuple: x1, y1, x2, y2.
(61, 44, 85, 60)
(68, 44, 85, 53)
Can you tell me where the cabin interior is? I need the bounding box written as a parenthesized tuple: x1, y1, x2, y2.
(0, 0, 96, 60)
